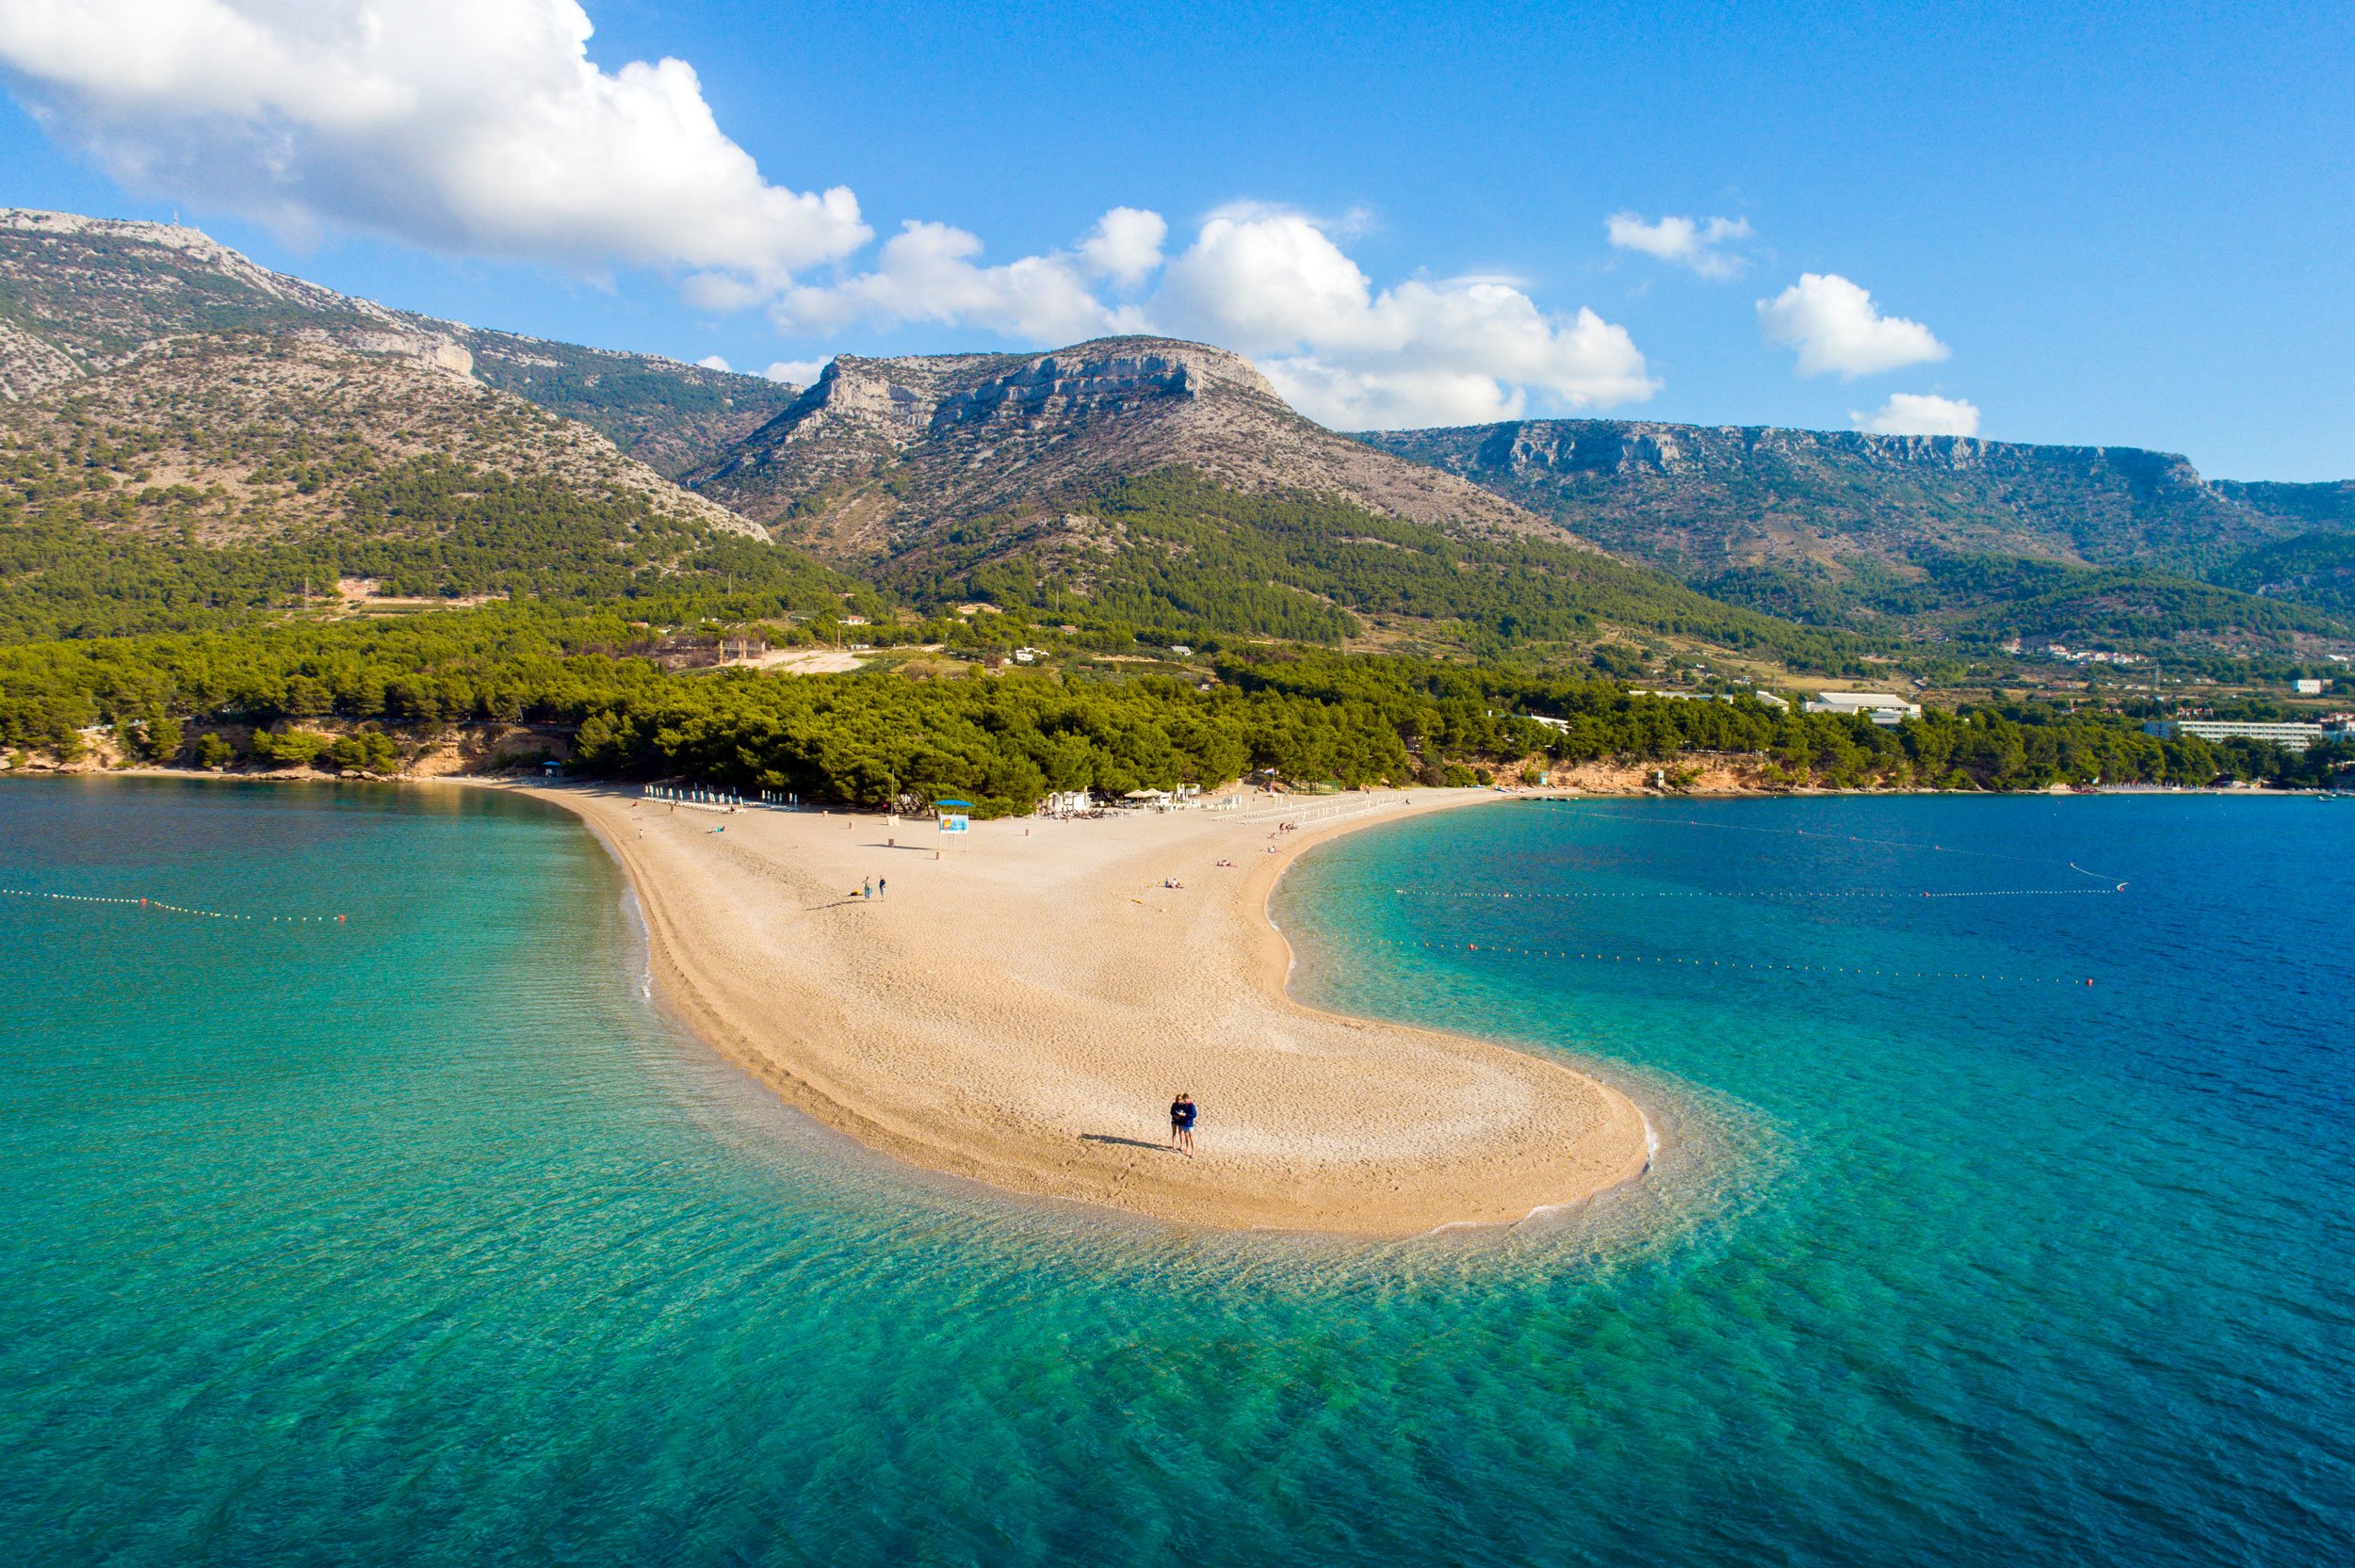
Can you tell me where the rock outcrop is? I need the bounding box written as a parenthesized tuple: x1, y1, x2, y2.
(690, 335, 1546, 562)
(1364, 417, 2328, 578)
(0, 209, 794, 476)
(1, 334, 769, 543)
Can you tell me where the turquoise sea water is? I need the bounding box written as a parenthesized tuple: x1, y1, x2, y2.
(2, 780, 2349, 1566)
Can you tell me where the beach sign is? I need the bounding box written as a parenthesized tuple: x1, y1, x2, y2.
(936, 800, 972, 835)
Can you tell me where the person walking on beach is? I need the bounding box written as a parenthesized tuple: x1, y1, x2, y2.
(1169, 1092, 1198, 1157)
(862, 877, 872, 900)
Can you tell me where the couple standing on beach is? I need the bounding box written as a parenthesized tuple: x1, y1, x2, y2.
(1169, 1093, 1197, 1156)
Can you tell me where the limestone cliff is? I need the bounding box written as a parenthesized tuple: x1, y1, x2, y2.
(1362, 418, 2323, 578)
(689, 336, 1545, 562)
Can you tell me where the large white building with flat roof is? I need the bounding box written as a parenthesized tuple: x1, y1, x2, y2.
(2143, 719, 2326, 752)
(1803, 691, 1922, 725)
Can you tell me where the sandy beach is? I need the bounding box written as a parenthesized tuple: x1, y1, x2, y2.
(520, 784, 1650, 1237)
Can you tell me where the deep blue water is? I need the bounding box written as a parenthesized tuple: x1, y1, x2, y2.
(2, 780, 2349, 1566)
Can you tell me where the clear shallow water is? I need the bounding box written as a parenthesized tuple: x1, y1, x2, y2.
(2, 781, 2349, 1566)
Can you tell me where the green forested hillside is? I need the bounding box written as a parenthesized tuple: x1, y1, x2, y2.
(4, 606, 2341, 809)
(1699, 551, 2347, 650)
(1361, 419, 2355, 653)
(885, 469, 1873, 671)
(2209, 532, 2355, 617)
(0, 335, 866, 639)
(0, 471, 869, 640)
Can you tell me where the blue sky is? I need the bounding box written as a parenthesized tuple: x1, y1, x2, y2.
(2, 0, 2348, 477)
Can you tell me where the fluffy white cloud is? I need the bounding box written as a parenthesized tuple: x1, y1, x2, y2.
(1852, 392, 1981, 436)
(1154, 208, 1377, 349)
(0, 0, 869, 296)
(696, 354, 732, 372)
(1158, 209, 1659, 427)
(1080, 206, 1166, 288)
(1256, 361, 1532, 429)
(770, 205, 1653, 428)
(770, 219, 1139, 342)
(764, 360, 827, 385)
(1604, 212, 1752, 279)
(1758, 273, 1949, 379)
(0, 4, 1661, 429)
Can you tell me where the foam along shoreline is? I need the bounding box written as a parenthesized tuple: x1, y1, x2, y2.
(519, 784, 1651, 1238)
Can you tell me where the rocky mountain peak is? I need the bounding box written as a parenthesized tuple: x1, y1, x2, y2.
(783, 336, 1281, 449)
(689, 333, 1541, 551)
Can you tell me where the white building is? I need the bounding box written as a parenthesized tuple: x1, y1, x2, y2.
(1630, 688, 1743, 704)
(2294, 678, 2327, 696)
(2143, 719, 2326, 752)
(1803, 691, 1922, 725)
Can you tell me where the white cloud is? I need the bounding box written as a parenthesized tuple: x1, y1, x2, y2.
(696, 354, 731, 372)
(1852, 393, 1981, 436)
(1155, 209, 1658, 427)
(1079, 206, 1166, 288)
(764, 360, 827, 385)
(771, 219, 1137, 343)
(1758, 272, 1949, 379)
(1605, 212, 1752, 279)
(0, 0, 870, 298)
(0, 4, 1660, 430)
(1257, 361, 1531, 429)
(772, 205, 1655, 427)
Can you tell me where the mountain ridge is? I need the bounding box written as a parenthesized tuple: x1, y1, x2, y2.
(0, 209, 799, 477)
(688, 334, 1549, 552)
(1358, 417, 2336, 573)
(5, 208, 2347, 663)
(1358, 417, 2353, 648)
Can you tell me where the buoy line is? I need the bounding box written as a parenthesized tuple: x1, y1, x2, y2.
(0, 887, 347, 924)
(1389, 935, 2097, 987)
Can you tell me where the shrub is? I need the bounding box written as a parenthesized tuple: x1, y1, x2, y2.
(327, 732, 398, 774)
(249, 727, 328, 766)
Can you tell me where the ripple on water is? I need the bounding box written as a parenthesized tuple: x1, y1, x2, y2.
(1, 781, 2349, 1567)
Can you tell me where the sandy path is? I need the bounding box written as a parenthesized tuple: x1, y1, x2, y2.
(525, 785, 1650, 1237)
